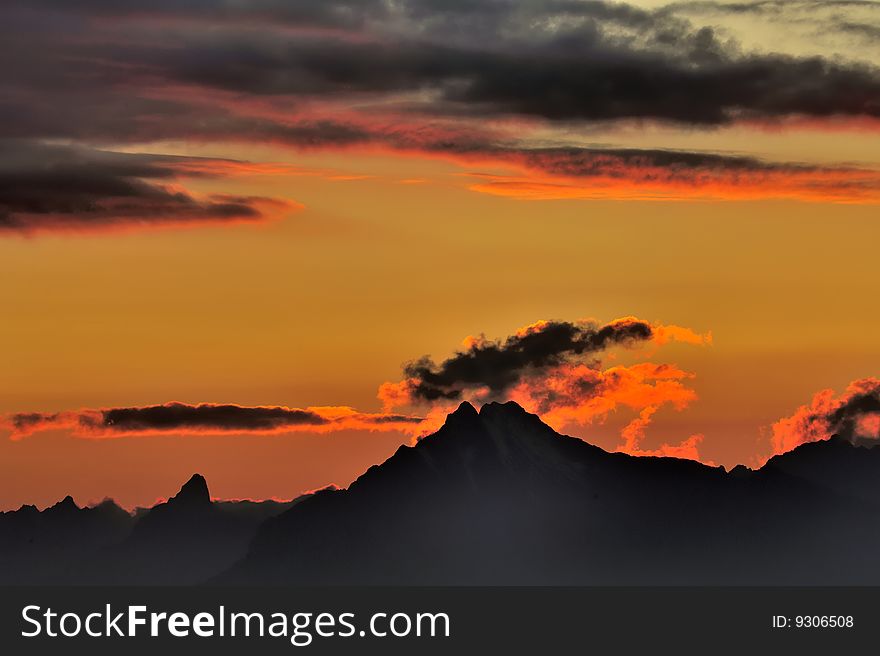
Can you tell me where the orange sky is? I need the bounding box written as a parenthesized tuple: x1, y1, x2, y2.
(1, 0, 879, 509)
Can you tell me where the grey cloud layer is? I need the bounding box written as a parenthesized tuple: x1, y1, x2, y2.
(0, 142, 284, 231)
(1, 0, 879, 232)
(2, 0, 879, 137)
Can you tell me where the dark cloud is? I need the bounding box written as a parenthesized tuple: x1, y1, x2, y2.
(14, 0, 391, 29)
(9, 413, 56, 434)
(86, 21, 880, 125)
(1, 0, 878, 147)
(87, 403, 329, 432)
(402, 318, 654, 402)
(1, 0, 878, 225)
(508, 146, 815, 174)
(0, 141, 290, 232)
(461, 145, 880, 202)
(826, 387, 880, 444)
(6, 402, 424, 437)
(835, 21, 880, 42)
(454, 52, 879, 123)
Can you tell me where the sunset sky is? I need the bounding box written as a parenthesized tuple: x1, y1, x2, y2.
(1, 0, 879, 509)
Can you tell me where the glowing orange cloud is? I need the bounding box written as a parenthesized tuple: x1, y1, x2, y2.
(618, 406, 706, 461)
(465, 166, 880, 204)
(651, 323, 713, 347)
(511, 361, 697, 426)
(768, 377, 880, 457)
(511, 362, 706, 461)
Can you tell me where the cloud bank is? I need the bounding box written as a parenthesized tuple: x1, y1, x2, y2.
(1, 0, 879, 233)
(5, 0, 878, 127)
(5, 314, 712, 461)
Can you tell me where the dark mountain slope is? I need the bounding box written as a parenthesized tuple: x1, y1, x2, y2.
(761, 436, 880, 505)
(222, 402, 880, 585)
(0, 475, 296, 584)
(0, 497, 133, 584)
(114, 474, 298, 584)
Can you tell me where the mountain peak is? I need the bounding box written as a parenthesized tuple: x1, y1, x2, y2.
(479, 400, 529, 416)
(452, 400, 478, 416)
(59, 494, 76, 506)
(440, 401, 480, 429)
(429, 400, 548, 447)
(46, 495, 78, 514)
(443, 400, 533, 425)
(169, 474, 211, 507)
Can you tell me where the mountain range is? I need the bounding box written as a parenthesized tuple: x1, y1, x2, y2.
(3, 401, 880, 585)
(0, 472, 296, 584)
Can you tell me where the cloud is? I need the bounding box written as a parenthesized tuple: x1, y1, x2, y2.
(513, 362, 699, 422)
(4, 403, 423, 439)
(6, 314, 711, 460)
(380, 317, 709, 406)
(0, 141, 297, 233)
(504, 330, 707, 459)
(769, 378, 880, 455)
(508, 361, 705, 459)
(831, 21, 880, 48)
(617, 406, 705, 460)
(464, 147, 880, 203)
(2, 1, 879, 140)
(12, 0, 390, 29)
(665, 0, 880, 20)
(1, 2, 878, 212)
(383, 318, 651, 404)
(661, 2, 880, 74)
(379, 316, 711, 460)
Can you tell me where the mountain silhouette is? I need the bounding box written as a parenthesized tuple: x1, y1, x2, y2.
(221, 401, 880, 585)
(3, 401, 880, 585)
(170, 473, 212, 506)
(0, 495, 132, 584)
(0, 475, 296, 584)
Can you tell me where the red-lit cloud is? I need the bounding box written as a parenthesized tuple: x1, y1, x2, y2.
(509, 362, 705, 460)
(617, 406, 705, 461)
(464, 153, 880, 204)
(768, 378, 880, 457)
